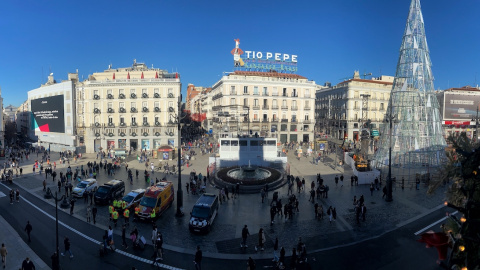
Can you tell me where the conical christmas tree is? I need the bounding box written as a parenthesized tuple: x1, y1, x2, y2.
(374, 0, 446, 183)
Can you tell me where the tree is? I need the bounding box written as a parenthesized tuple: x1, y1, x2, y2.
(428, 133, 480, 269)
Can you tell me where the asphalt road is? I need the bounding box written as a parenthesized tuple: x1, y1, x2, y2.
(1, 179, 449, 270)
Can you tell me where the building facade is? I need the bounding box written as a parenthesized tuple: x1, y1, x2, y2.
(205, 71, 316, 143)
(4, 104, 18, 123)
(437, 86, 480, 141)
(0, 86, 4, 149)
(28, 74, 78, 151)
(315, 72, 394, 142)
(75, 61, 181, 154)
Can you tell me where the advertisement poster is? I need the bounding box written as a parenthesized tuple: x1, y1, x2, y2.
(153, 150, 158, 159)
(107, 140, 115, 149)
(444, 93, 480, 120)
(142, 139, 150, 150)
(31, 95, 65, 133)
(163, 152, 169, 160)
(118, 139, 126, 149)
(153, 139, 162, 150)
(168, 139, 175, 146)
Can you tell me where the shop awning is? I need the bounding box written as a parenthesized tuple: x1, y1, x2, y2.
(158, 145, 173, 152)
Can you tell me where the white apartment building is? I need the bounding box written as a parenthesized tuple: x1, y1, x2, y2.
(205, 71, 316, 143)
(315, 72, 394, 142)
(76, 60, 181, 154)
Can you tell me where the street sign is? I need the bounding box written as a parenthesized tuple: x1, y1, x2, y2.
(371, 130, 379, 136)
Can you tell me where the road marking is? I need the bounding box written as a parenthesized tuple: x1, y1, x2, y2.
(414, 210, 458, 236)
(0, 191, 5, 198)
(0, 183, 184, 270)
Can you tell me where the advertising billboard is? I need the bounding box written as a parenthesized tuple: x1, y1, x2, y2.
(31, 95, 65, 133)
(444, 93, 480, 120)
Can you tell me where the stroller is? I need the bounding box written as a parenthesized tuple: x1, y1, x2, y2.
(131, 233, 146, 251)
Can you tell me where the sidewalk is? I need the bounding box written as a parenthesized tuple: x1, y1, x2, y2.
(6, 145, 447, 262)
(0, 215, 50, 270)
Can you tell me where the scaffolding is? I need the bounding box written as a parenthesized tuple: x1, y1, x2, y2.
(374, 0, 446, 185)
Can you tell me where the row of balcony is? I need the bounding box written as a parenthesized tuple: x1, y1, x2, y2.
(212, 118, 312, 124)
(93, 106, 176, 113)
(230, 91, 310, 98)
(222, 105, 310, 111)
(91, 121, 177, 128)
(92, 93, 175, 100)
(92, 130, 176, 138)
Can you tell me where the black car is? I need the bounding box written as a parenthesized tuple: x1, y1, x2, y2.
(94, 179, 125, 205)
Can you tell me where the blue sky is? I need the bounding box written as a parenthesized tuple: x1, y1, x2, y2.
(1, 0, 479, 107)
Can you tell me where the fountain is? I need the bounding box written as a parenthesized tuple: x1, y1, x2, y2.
(226, 160, 272, 181)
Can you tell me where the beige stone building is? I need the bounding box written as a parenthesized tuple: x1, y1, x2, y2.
(315, 72, 394, 142)
(76, 60, 181, 154)
(204, 71, 317, 143)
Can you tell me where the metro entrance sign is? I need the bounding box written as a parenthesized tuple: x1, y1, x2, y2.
(231, 39, 298, 73)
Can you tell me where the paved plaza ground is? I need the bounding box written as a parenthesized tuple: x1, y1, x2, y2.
(4, 142, 447, 261)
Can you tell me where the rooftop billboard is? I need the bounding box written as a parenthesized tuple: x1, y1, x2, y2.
(31, 95, 65, 133)
(443, 92, 480, 120)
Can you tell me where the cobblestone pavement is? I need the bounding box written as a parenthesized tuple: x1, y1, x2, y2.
(8, 143, 447, 259)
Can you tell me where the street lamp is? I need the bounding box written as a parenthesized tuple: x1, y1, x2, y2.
(176, 93, 184, 217)
(384, 108, 398, 202)
(52, 190, 65, 269)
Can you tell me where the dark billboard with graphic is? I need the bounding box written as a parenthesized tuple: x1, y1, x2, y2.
(31, 95, 65, 133)
(443, 93, 480, 120)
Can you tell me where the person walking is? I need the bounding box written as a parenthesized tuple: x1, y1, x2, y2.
(272, 237, 279, 262)
(151, 225, 158, 246)
(70, 198, 75, 215)
(247, 257, 256, 270)
(43, 179, 46, 192)
(255, 228, 266, 251)
(270, 205, 276, 225)
(241, 225, 250, 248)
(327, 206, 333, 224)
(9, 190, 14, 204)
(86, 206, 92, 223)
(16, 189, 20, 202)
(279, 247, 286, 267)
(25, 221, 33, 242)
(61, 236, 73, 258)
(121, 225, 128, 249)
(92, 205, 97, 224)
(21, 257, 35, 270)
(370, 183, 375, 196)
(194, 245, 202, 270)
(51, 251, 59, 270)
(1, 243, 7, 269)
(261, 188, 266, 203)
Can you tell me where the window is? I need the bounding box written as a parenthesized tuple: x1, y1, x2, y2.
(292, 115, 297, 122)
(131, 116, 136, 123)
(94, 90, 99, 96)
(142, 89, 147, 95)
(244, 86, 248, 94)
(263, 87, 268, 95)
(263, 99, 268, 106)
(254, 99, 259, 106)
(230, 98, 236, 105)
(253, 114, 258, 120)
(168, 88, 173, 95)
(94, 103, 99, 109)
(108, 102, 113, 109)
(253, 86, 259, 95)
(273, 99, 278, 107)
(107, 89, 112, 95)
(119, 89, 125, 95)
(305, 101, 310, 108)
(272, 87, 278, 96)
(290, 124, 297, 131)
(283, 88, 287, 96)
(282, 100, 287, 106)
(292, 100, 297, 108)
(142, 102, 147, 108)
(305, 89, 310, 97)
(380, 103, 384, 110)
(244, 98, 248, 106)
(154, 102, 159, 107)
(154, 88, 159, 95)
(143, 116, 148, 123)
(273, 114, 277, 121)
(108, 117, 113, 124)
(155, 116, 159, 123)
(130, 89, 135, 95)
(120, 117, 124, 124)
(305, 114, 309, 120)
(292, 89, 297, 97)
(168, 101, 173, 108)
(131, 102, 136, 108)
(354, 101, 358, 109)
(354, 114, 358, 120)
(120, 102, 125, 108)
(354, 91, 359, 98)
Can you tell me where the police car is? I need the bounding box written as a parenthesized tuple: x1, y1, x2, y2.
(121, 189, 145, 210)
(72, 179, 98, 198)
(189, 194, 219, 233)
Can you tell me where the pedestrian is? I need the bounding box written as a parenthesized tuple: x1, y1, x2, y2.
(416, 177, 420, 190)
(21, 257, 35, 270)
(194, 245, 202, 270)
(25, 221, 33, 242)
(16, 189, 20, 202)
(370, 183, 375, 196)
(1, 243, 7, 269)
(86, 206, 91, 223)
(332, 207, 337, 221)
(272, 237, 279, 262)
(122, 224, 128, 249)
(51, 251, 59, 270)
(382, 185, 387, 199)
(224, 185, 229, 200)
(270, 205, 276, 225)
(155, 232, 163, 260)
(255, 228, 266, 251)
(335, 175, 338, 187)
(151, 225, 158, 246)
(9, 190, 14, 204)
(43, 179, 46, 191)
(92, 205, 97, 224)
(241, 225, 250, 248)
(261, 188, 266, 203)
(290, 248, 297, 270)
(247, 257, 256, 270)
(57, 180, 61, 193)
(279, 247, 286, 267)
(327, 206, 333, 224)
(361, 204, 367, 222)
(70, 198, 75, 215)
(340, 174, 344, 187)
(61, 236, 73, 258)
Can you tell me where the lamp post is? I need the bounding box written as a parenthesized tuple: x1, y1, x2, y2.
(472, 106, 479, 142)
(176, 93, 184, 217)
(385, 107, 396, 202)
(52, 190, 65, 269)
